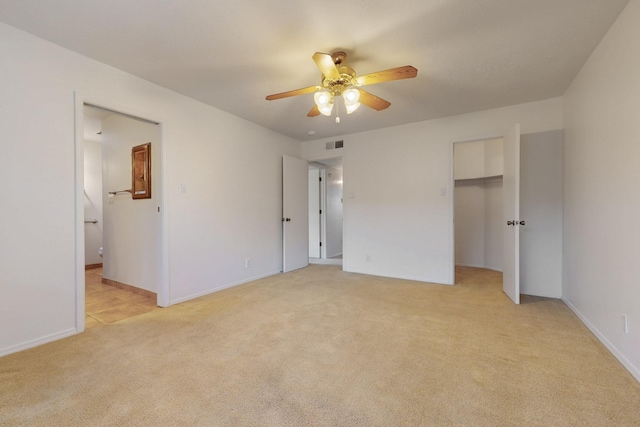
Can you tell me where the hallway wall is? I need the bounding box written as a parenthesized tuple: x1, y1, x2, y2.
(102, 114, 160, 293)
(83, 139, 103, 266)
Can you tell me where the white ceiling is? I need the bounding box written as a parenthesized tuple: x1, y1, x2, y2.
(0, 0, 630, 142)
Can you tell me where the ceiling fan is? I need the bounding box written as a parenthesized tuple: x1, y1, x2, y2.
(266, 51, 417, 122)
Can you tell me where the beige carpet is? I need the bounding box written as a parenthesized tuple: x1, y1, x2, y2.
(1, 265, 639, 426)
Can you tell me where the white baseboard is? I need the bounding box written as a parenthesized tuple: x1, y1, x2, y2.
(455, 263, 503, 272)
(563, 297, 640, 383)
(0, 328, 78, 358)
(169, 270, 281, 305)
(309, 258, 342, 265)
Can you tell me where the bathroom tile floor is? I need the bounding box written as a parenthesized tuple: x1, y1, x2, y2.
(85, 267, 159, 328)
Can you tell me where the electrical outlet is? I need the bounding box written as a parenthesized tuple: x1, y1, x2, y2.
(245, 258, 251, 269)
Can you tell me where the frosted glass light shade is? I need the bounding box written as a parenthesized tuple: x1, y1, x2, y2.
(345, 101, 360, 114)
(314, 90, 334, 116)
(343, 88, 360, 114)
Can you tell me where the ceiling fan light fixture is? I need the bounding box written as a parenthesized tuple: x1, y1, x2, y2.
(345, 102, 361, 114)
(265, 51, 417, 118)
(314, 90, 334, 116)
(344, 87, 359, 103)
(343, 87, 361, 114)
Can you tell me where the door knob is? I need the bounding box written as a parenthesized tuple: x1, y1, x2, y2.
(519, 220, 525, 226)
(507, 220, 516, 226)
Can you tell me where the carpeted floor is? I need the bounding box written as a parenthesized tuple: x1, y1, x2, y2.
(1, 265, 639, 426)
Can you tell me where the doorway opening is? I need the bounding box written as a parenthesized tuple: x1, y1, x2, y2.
(308, 157, 343, 266)
(79, 103, 164, 329)
(453, 138, 504, 283)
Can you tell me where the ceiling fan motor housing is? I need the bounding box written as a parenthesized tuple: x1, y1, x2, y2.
(322, 66, 357, 96)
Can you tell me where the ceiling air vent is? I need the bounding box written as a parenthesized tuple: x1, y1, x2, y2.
(335, 140, 344, 149)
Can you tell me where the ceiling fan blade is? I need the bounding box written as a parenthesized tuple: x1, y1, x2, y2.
(312, 52, 340, 80)
(266, 85, 319, 101)
(307, 105, 321, 117)
(355, 65, 417, 86)
(359, 90, 391, 111)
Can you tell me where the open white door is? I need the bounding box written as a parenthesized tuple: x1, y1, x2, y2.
(283, 155, 309, 272)
(503, 124, 521, 304)
(308, 168, 321, 258)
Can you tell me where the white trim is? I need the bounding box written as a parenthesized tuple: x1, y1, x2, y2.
(169, 270, 282, 305)
(320, 168, 327, 259)
(450, 133, 504, 286)
(0, 328, 77, 358)
(156, 120, 170, 307)
(563, 297, 640, 383)
(305, 154, 345, 266)
(73, 93, 86, 333)
(341, 268, 454, 286)
(455, 263, 502, 271)
(309, 257, 342, 266)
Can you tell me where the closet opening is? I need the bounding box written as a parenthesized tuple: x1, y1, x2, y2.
(453, 138, 504, 283)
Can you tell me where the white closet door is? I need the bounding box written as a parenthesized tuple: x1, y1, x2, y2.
(502, 124, 521, 304)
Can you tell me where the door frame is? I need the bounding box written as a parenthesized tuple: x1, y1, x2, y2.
(450, 131, 509, 286)
(305, 155, 344, 265)
(308, 166, 321, 258)
(73, 92, 169, 333)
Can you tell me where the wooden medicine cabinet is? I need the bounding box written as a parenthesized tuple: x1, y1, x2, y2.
(132, 143, 151, 199)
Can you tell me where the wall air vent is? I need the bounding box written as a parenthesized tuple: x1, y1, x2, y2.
(325, 140, 344, 150)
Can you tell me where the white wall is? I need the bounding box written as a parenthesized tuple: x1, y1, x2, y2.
(484, 178, 503, 271)
(454, 177, 503, 271)
(102, 114, 160, 293)
(83, 139, 103, 266)
(454, 138, 503, 180)
(301, 98, 563, 284)
(0, 22, 299, 356)
(454, 180, 487, 268)
(563, 0, 640, 380)
(519, 130, 563, 298)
